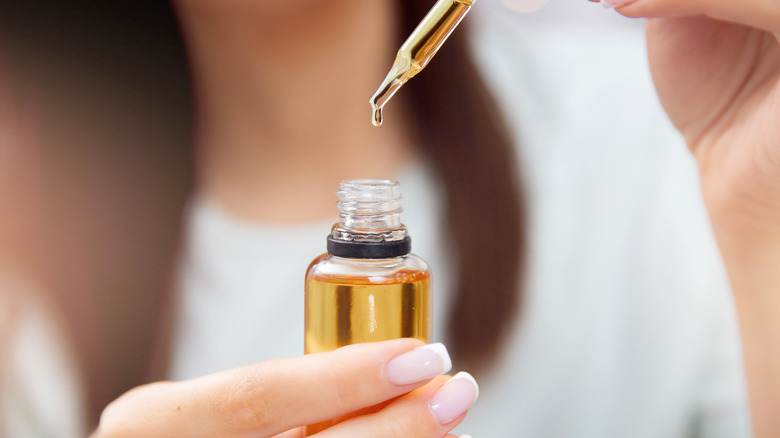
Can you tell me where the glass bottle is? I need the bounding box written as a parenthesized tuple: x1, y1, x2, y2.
(304, 179, 432, 434)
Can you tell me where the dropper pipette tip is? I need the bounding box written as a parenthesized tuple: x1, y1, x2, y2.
(371, 105, 384, 127)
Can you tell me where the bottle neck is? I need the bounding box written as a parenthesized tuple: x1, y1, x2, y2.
(327, 179, 411, 258)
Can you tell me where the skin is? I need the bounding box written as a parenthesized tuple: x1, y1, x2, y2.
(95, 339, 467, 437)
(174, 0, 415, 224)
(95, 0, 780, 436)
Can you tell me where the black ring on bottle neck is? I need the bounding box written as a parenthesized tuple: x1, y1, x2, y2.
(326, 236, 411, 259)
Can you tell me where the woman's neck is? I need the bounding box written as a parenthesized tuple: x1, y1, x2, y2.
(175, 0, 414, 223)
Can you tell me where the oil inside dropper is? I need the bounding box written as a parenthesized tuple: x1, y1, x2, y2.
(370, 0, 475, 126)
(368, 0, 475, 127)
(372, 107, 383, 127)
(369, 63, 408, 128)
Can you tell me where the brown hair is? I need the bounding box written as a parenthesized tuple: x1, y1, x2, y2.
(0, 0, 524, 428)
(0, 0, 193, 426)
(399, 1, 525, 373)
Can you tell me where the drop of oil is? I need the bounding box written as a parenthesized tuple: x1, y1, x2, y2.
(372, 107, 383, 127)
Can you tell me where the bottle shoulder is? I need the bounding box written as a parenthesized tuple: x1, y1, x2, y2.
(306, 253, 430, 285)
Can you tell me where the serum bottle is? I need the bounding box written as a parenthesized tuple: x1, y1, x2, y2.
(304, 179, 432, 434)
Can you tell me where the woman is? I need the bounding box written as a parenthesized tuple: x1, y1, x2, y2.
(1, 0, 778, 436)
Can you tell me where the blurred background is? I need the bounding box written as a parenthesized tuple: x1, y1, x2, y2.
(0, 1, 748, 437)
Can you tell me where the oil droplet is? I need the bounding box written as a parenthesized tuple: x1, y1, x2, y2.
(372, 107, 383, 127)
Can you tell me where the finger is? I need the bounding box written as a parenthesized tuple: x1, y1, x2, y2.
(599, 0, 780, 36)
(97, 339, 452, 438)
(318, 372, 479, 438)
(272, 429, 304, 438)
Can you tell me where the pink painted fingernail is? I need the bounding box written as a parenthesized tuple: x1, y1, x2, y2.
(384, 343, 452, 386)
(429, 372, 479, 425)
(600, 0, 637, 8)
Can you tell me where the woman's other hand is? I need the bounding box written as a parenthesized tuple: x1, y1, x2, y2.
(594, 0, 780, 435)
(615, 0, 780, 249)
(93, 339, 477, 438)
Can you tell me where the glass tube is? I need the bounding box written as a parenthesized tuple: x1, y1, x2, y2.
(369, 0, 476, 126)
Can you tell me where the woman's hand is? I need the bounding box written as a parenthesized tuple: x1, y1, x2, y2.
(596, 0, 780, 435)
(93, 339, 477, 438)
(618, 0, 780, 248)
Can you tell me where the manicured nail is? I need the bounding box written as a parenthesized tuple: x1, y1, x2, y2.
(384, 343, 452, 386)
(600, 0, 637, 8)
(429, 372, 479, 425)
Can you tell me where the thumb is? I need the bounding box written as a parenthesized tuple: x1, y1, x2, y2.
(601, 0, 780, 36)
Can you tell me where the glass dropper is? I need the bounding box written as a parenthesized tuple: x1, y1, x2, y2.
(369, 0, 476, 127)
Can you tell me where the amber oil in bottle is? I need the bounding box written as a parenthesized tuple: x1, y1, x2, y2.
(304, 179, 431, 435)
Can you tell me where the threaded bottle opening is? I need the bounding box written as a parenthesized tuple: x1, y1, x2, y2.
(336, 179, 404, 232)
(328, 179, 410, 258)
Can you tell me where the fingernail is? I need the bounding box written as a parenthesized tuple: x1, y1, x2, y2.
(384, 343, 452, 386)
(429, 372, 479, 425)
(600, 0, 637, 8)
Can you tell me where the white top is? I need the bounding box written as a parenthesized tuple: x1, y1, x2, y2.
(0, 276, 85, 438)
(3, 1, 752, 437)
